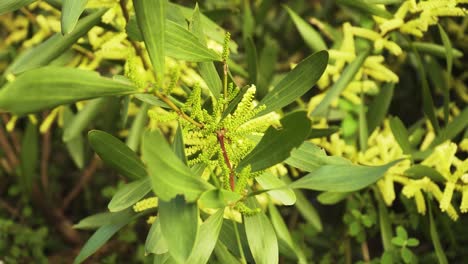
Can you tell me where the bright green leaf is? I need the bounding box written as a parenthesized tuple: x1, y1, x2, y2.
(142, 130, 213, 202)
(133, 0, 166, 84)
(0, 67, 137, 115)
(317, 191, 350, 205)
(186, 209, 224, 264)
(74, 210, 133, 230)
(367, 83, 394, 135)
(256, 172, 296, 205)
(61, 0, 88, 35)
(289, 160, 402, 192)
(258, 51, 328, 116)
(108, 178, 152, 212)
(389, 116, 413, 154)
(199, 189, 242, 209)
(337, 0, 393, 18)
(88, 130, 147, 180)
(159, 196, 199, 263)
(284, 6, 327, 52)
(238, 111, 311, 172)
(146, 218, 169, 255)
(63, 98, 105, 142)
(286, 141, 351, 172)
(0, 0, 35, 15)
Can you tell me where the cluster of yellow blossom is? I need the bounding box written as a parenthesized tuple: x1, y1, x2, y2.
(313, 118, 467, 221)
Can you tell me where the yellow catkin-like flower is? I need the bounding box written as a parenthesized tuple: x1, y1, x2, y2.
(6, 116, 18, 132)
(460, 186, 468, 213)
(440, 182, 455, 212)
(414, 190, 426, 215)
(146, 216, 156, 225)
(133, 197, 158, 212)
(40, 107, 61, 133)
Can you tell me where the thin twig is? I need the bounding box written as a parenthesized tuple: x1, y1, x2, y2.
(361, 240, 371, 263)
(62, 155, 100, 211)
(156, 93, 204, 128)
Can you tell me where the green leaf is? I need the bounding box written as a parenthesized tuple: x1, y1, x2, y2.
(199, 189, 242, 209)
(258, 51, 328, 116)
(406, 238, 419, 247)
(312, 50, 369, 116)
(377, 194, 393, 251)
(308, 127, 339, 139)
(405, 165, 445, 182)
(146, 218, 169, 255)
(256, 172, 296, 205)
(389, 116, 413, 154)
(438, 25, 452, 123)
(430, 106, 468, 148)
(401, 247, 414, 264)
(396, 226, 408, 240)
(289, 160, 402, 192)
(20, 121, 38, 194)
(63, 98, 105, 142)
(257, 37, 279, 98)
(367, 83, 394, 135)
(429, 200, 448, 264)
(63, 107, 85, 168)
(74, 216, 132, 264)
(134, 94, 169, 108)
(401, 42, 463, 59)
(294, 189, 323, 231)
(142, 130, 213, 202)
(61, 0, 88, 35)
(159, 196, 199, 263)
(108, 178, 152, 212)
(0, 0, 35, 15)
(286, 141, 351, 172)
(284, 6, 327, 52)
(245, 37, 258, 84)
(133, 0, 166, 84)
(0, 67, 137, 115)
(126, 103, 149, 151)
(268, 204, 306, 263)
(337, 0, 393, 19)
(191, 5, 222, 98)
(411, 47, 440, 133)
(237, 111, 311, 172)
(186, 209, 224, 264)
(166, 20, 221, 62)
(153, 253, 177, 264)
(317, 192, 350, 205)
(88, 130, 147, 180)
(214, 241, 242, 264)
(244, 202, 279, 264)
(74, 210, 133, 230)
(6, 9, 106, 75)
(172, 124, 187, 165)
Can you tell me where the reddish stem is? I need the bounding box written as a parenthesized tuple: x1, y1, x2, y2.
(217, 129, 235, 191)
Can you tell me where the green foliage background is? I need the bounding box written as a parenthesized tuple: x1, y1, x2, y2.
(0, 0, 467, 263)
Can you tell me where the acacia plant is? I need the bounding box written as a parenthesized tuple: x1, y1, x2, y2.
(0, 0, 467, 263)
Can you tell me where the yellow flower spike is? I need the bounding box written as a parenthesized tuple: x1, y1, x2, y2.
(133, 197, 158, 212)
(328, 50, 355, 62)
(146, 216, 157, 225)
(460, 139, 468, 152)
(460, 186, 468, 213)
(414, 190, 426, 215)
(350, 26, 380, 41)
(28, 115, 38, 125)
(341, 23, 355, 54)
(6, 116, 18, 132)
(378, 175, 396, 205)
(440, 182, 455, 212)
(40, 107, 60, 133)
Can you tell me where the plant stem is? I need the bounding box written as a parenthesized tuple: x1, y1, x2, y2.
(361, 240, 370, 263)
(40, 111, 52, 190)
(233, 220, 247, 264)
(217, 129, 235, 191)
(155, 92, 204, 129)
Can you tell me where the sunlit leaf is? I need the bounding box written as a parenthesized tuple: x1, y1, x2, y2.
(61, 0, 88, 35)
(108, 178, 152, 212)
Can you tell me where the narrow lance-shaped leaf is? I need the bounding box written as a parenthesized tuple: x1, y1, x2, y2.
(108, 178, 152, 212)
(312, 49, 369, 116)
(438, 24, 453, 124)
(63, 98, 105, 142)
(88, 130, 147, 180)
(389, 116, 413, 154)
(6, 9, 106, 75)
(428, 199, 449, 264)
(337, 0, 393, 19)
(367, 83, 394, 135)
(146, 218, 169, 255)
(257, 51, 328, 116)
(0, 67, 137, 115)
(142, 130, 213, 202)
(244, 199, 279, 264)
(256, 172, 296, 205)
(133, 0, 166, 85)
(0, 0, 35, 15)
(191, 4, 222, 98)
(289, 160, 402, 192)
(284, 6, 327, 52)
(237, 111, 311, 172)
(74, 217, 132, 264)
(61, 0, 88, 35)
(186, 209, 224, 264)
(159, 196, 199, 263)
